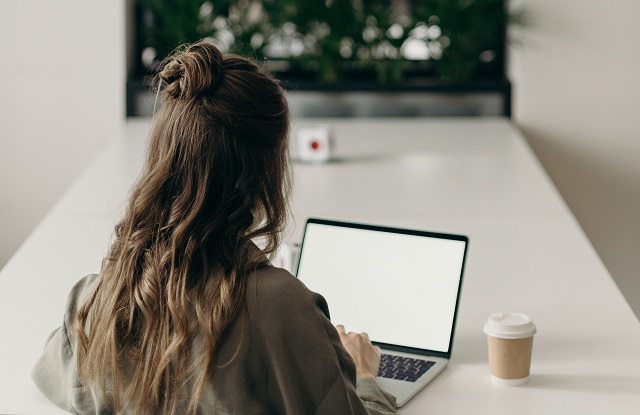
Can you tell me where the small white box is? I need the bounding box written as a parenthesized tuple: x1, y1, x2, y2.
(296, 125, 333, 163)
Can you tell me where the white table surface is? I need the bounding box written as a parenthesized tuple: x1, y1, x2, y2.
(1, 117, 638, 414)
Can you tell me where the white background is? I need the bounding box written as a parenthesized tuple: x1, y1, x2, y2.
(0, 1, 639, 322)
(0, 1, 125, 268)
(509, 0, 640, 319)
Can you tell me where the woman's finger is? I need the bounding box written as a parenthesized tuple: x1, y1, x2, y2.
(335, 324, 346, 334)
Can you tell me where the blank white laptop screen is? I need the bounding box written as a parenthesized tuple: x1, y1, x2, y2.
(296, 221, 467, 353)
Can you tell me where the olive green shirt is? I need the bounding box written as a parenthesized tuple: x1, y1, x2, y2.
(32, 266, 397, 414)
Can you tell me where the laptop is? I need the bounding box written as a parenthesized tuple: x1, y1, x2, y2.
(295, 218, 468, 406)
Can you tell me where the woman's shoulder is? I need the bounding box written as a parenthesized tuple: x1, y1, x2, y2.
(253, 264, 307, 294)
(63, 275, 98, 320)
(60, 274, 99, 343)
(249, 264, 330, 322)
(66, 274, 99, 308)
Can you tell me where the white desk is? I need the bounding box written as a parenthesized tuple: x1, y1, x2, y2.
(1, 118, 638, 414)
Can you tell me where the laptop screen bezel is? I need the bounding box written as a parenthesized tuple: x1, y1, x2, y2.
(295, 217, 469, 359)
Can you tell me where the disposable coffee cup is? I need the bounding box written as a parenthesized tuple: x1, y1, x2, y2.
(483, 312, 536, 386)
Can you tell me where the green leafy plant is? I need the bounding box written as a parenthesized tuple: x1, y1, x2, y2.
(415, 0, 526, 82)
(135, 0, 526, 84)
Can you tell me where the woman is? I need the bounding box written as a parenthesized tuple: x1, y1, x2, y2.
(32, 41, 396, 414)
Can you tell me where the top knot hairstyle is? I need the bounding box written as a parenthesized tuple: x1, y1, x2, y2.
(75, 40, 291, 415)
(157, 42, 224, 99)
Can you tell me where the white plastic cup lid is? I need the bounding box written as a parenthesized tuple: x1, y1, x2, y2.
(483, 312, 537, 339)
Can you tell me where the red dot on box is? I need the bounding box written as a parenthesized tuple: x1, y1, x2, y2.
(310, 140, 320, 150)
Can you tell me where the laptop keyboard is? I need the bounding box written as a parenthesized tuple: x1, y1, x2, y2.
(378, 354, 436, 382)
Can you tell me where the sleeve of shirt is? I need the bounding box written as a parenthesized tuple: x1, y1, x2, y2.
(310, 293, 398, 415)
(31, 274, 100, 415)
(251, 268, 397, 414)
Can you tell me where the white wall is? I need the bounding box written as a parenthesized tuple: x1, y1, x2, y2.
(0, 1, 125, 269)
(509, 0, 640, 319)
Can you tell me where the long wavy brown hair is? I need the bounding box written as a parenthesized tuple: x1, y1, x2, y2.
(74, 41, 291, 414)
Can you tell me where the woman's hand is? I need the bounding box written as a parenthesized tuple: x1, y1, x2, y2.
(335, 324, 381, 381)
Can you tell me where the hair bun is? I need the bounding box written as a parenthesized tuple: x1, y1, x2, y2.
(158, 41, 224, 99)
